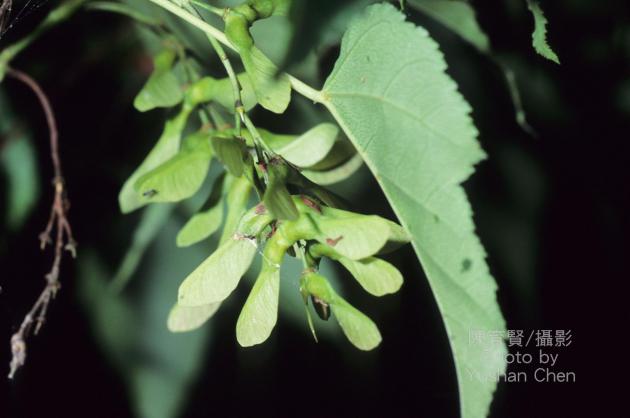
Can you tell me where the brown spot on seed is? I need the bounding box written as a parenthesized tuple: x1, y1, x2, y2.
(254, 203, 266, 214)
(326, 236, 343, 247)
(265, 222, 278, 240)
(300, 195, 321, 213)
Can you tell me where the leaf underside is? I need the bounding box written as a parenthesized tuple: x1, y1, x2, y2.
(322, 4, 506, 418)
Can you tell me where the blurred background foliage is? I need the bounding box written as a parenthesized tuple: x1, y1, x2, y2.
(1, 0, 628, 417)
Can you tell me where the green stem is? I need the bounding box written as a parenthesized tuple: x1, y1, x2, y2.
(241, 111, 271, 156)
(85, 1, 162, 26)
(288, 75, 325, 103)
(207, 35, 243, 137)
(146, 0, 228, 43)
(144, 0, 324, 103)
(0, 0, 86, 80)
(190, 0, 224, 17)
(184, 2, 242, 134)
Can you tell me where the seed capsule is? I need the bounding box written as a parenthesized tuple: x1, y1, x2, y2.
(311, 295, 331, 321)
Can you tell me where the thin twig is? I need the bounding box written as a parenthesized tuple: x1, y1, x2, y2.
(186, 3, 242, 139)
(186, 3, 271, 174)
(207, 35, 243, 139)
(145, 0, 324, 103)
(0, 0, 13, 37)
(6, 67, 76, 379)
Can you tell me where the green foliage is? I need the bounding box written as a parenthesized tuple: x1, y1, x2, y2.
(408, 0, 489, 52)
(188, 73, 257, 111)
(0, 94, 39, 230)
(311, 243, 403, 296)
(236, 260, 281, 346)
(302, 152, 363, 185)
(210, 135, 248, 177)
(86, 1, 163, 26)
(219, 175, 252, 244)
(408, 0, 539, 134)
(173, 194, 409, 348)
(3, 1, 537, 416)
(167, 302, 221, 332)
(79, 218, 212, 418)
(0, 138, 39, 230)
(301, 272, 381, 350)
(110, 204, 175, 292)
(178, 237, 259, 306)
(135, 131, 214, 202)
(526, 0, 560, 64)
(133, 48, 184, 112)
(119, 103, 193, 213)
(223, 3, 292, 113)
(281, 0, 375, 69)
(310, 206, 408, 260)
(176, 176, 225, 247)
(262, 163, 299, 220)
(240, 46, 291, 113)
(320, 4, 506, 417)
(0, 0, 85, 81)
(269, 122, 338, 167)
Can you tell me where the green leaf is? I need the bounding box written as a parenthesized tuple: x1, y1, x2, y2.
(254, 128, 294, 149)
(526, 0, 560, 64)
(79, 217, 212, 418)
(0, 137, 40, 230)
(408, 0, 489, 52)
(110, 204, 175, 293)
(281, 0, 376, 69)
(178, 237, 257, 306)
(211, 135, 247, 177)
(135, 132, 213, 203)
(176, 201, 223, 247)
(119, 104, 193, 213)
(271, 122, 339, 167)
(305, 139, 357, 171)
(262, 164, 299, 220)
(134, 49, 184, 112)
(219, 175, 252, 244)
(0, 93, 40, 231)
(236, 263, 281, 347)
(167, 302, 220, 332)
(321, 4, 506, 417)
(176, 175, 225, 247)
(240, 46, 291, 113)
(407, 1, 536, 134)
(79, 253, 137, 368)
(262, 181, 298, 220)
(302, 152, 363, 185)
(86, 1, 163, 26)
(188, 73, 257, 111)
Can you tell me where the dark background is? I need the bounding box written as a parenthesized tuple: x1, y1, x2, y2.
(1, 0, 628, 417)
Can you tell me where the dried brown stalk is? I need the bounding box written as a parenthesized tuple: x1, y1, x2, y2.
(6, 67, 76, 379)
(0, 0, 12, 36)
